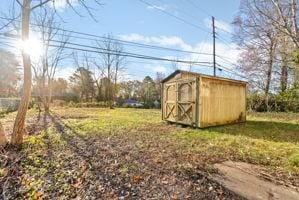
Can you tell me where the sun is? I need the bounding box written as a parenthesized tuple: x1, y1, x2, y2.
(18, 34, 43, 62)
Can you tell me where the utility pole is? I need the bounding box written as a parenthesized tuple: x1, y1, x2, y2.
(212, 16, 216, 77)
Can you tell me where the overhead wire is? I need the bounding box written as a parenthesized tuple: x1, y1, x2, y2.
(216, 63, 248, 80)
(138, 0, 210, 34)
(0, 8, 247, 80)
(156, 0, 203, 23)
(1, 32, 214, 66)
(0, 16, 215, 57)
(185, 0, 213, 17)
(0, 33, 214, 72)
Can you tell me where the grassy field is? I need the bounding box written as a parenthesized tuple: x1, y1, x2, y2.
(0, 107, 298, 199)
(56, 108, 299, 173)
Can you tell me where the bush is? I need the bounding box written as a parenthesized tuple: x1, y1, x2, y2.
(247, 92, 264, 111)
(274, 88, 299, 112)
(247, 88, 299, 112)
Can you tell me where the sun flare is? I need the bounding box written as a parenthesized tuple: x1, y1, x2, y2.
(18, 35, 43, 62)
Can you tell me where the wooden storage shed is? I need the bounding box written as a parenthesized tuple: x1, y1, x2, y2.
(161, 70, 247, 128)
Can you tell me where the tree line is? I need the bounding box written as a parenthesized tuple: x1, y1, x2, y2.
(233, 0, 299, 112)
(49, 70, 163, 108)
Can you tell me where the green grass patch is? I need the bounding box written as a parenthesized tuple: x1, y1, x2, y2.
(3, 107, 298, 192)
(57, 108, 162, 134)
(171, 128, 299, 174)
(53, 108, 298, 174)
(206, 120, 299, 143)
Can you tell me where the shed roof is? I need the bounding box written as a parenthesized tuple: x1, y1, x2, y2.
(161, 70, 247, 84)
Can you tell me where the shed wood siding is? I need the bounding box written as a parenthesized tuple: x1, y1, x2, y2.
(162, 70, 247, 128)
(199, 76, 246, 127)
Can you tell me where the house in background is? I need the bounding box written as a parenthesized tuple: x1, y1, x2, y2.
(123, 99, 143, 108)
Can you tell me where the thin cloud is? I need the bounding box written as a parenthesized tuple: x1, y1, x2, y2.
(143, 63, 167, 73)
(119, 33, 192, 51)
(204, 18, 232, 33)
(153, 65, 167, 73)
(146, 5, 166, 11)
(119, 33, 242, 76)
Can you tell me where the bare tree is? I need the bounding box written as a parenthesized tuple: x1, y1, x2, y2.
(112, 41, 126, 105)
(155, 72, 165, 102)
(276, 35, 294, 91)
(98, 34, 114, 108)
(253, 0, 299, 88)
(11, 0, 35, 145)
(95, 34, 125, 108)
(233, 0, 279, 110)
(72, 52, 96, 102)
(253, 0, 298, 48)
(32, 8, 69, 112)
(10, 0, 102, 145)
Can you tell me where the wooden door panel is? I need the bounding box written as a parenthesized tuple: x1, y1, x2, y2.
(164, 83, 176, 122)
(177, 80, 196, 125)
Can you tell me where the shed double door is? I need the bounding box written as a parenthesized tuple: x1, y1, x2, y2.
(164, 79, 197, 126)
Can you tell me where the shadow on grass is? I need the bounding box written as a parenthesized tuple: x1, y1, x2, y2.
(0, 112, 52, 199)
(47, 112, 136, 199)
(207, 120, 299, 143)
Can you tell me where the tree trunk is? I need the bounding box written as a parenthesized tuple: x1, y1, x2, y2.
(294, 68, 299, 88)
(291, 0, 298, 48)
(0, 122, 7, 146)
(44, 78, 52, 112)
(108, 64, 113, 109)
(11, 0, 32, 145)
(264, 41, 275, 112)
(280, 62, 288, 92)
(41, 76, 48, 112)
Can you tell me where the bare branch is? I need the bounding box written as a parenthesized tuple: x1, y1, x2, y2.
(15, 0, 22, 7)
(31, 0, 53, 10)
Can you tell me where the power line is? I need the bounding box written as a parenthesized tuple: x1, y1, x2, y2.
(0, 16, 214, 57)
(0, 33, 213, 66)
(216, 63, 248, 80)
(0, 34, 246, 80)
(215, 25, 234, 35)
(0, 15, 243, 67)
(136, 2, 243, 77)
(138, 0, 210, 34)
(185, 0, 212, 17)
(215, 34, 240, 51)
(0, 16, 247, 80)
(0, 35, 246, 81)
(157, 0, 203, 23)
(216, 54, 239, 68)
(0, 36, 215, 77)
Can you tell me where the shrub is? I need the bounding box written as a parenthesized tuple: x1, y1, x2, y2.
(274, 88, 299, 112)
(247, 88, 299, 112)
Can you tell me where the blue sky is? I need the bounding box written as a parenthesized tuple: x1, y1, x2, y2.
(0, 0, 242, 81)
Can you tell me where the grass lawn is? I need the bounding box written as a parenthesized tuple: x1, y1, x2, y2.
(0, 107, 298, 199)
